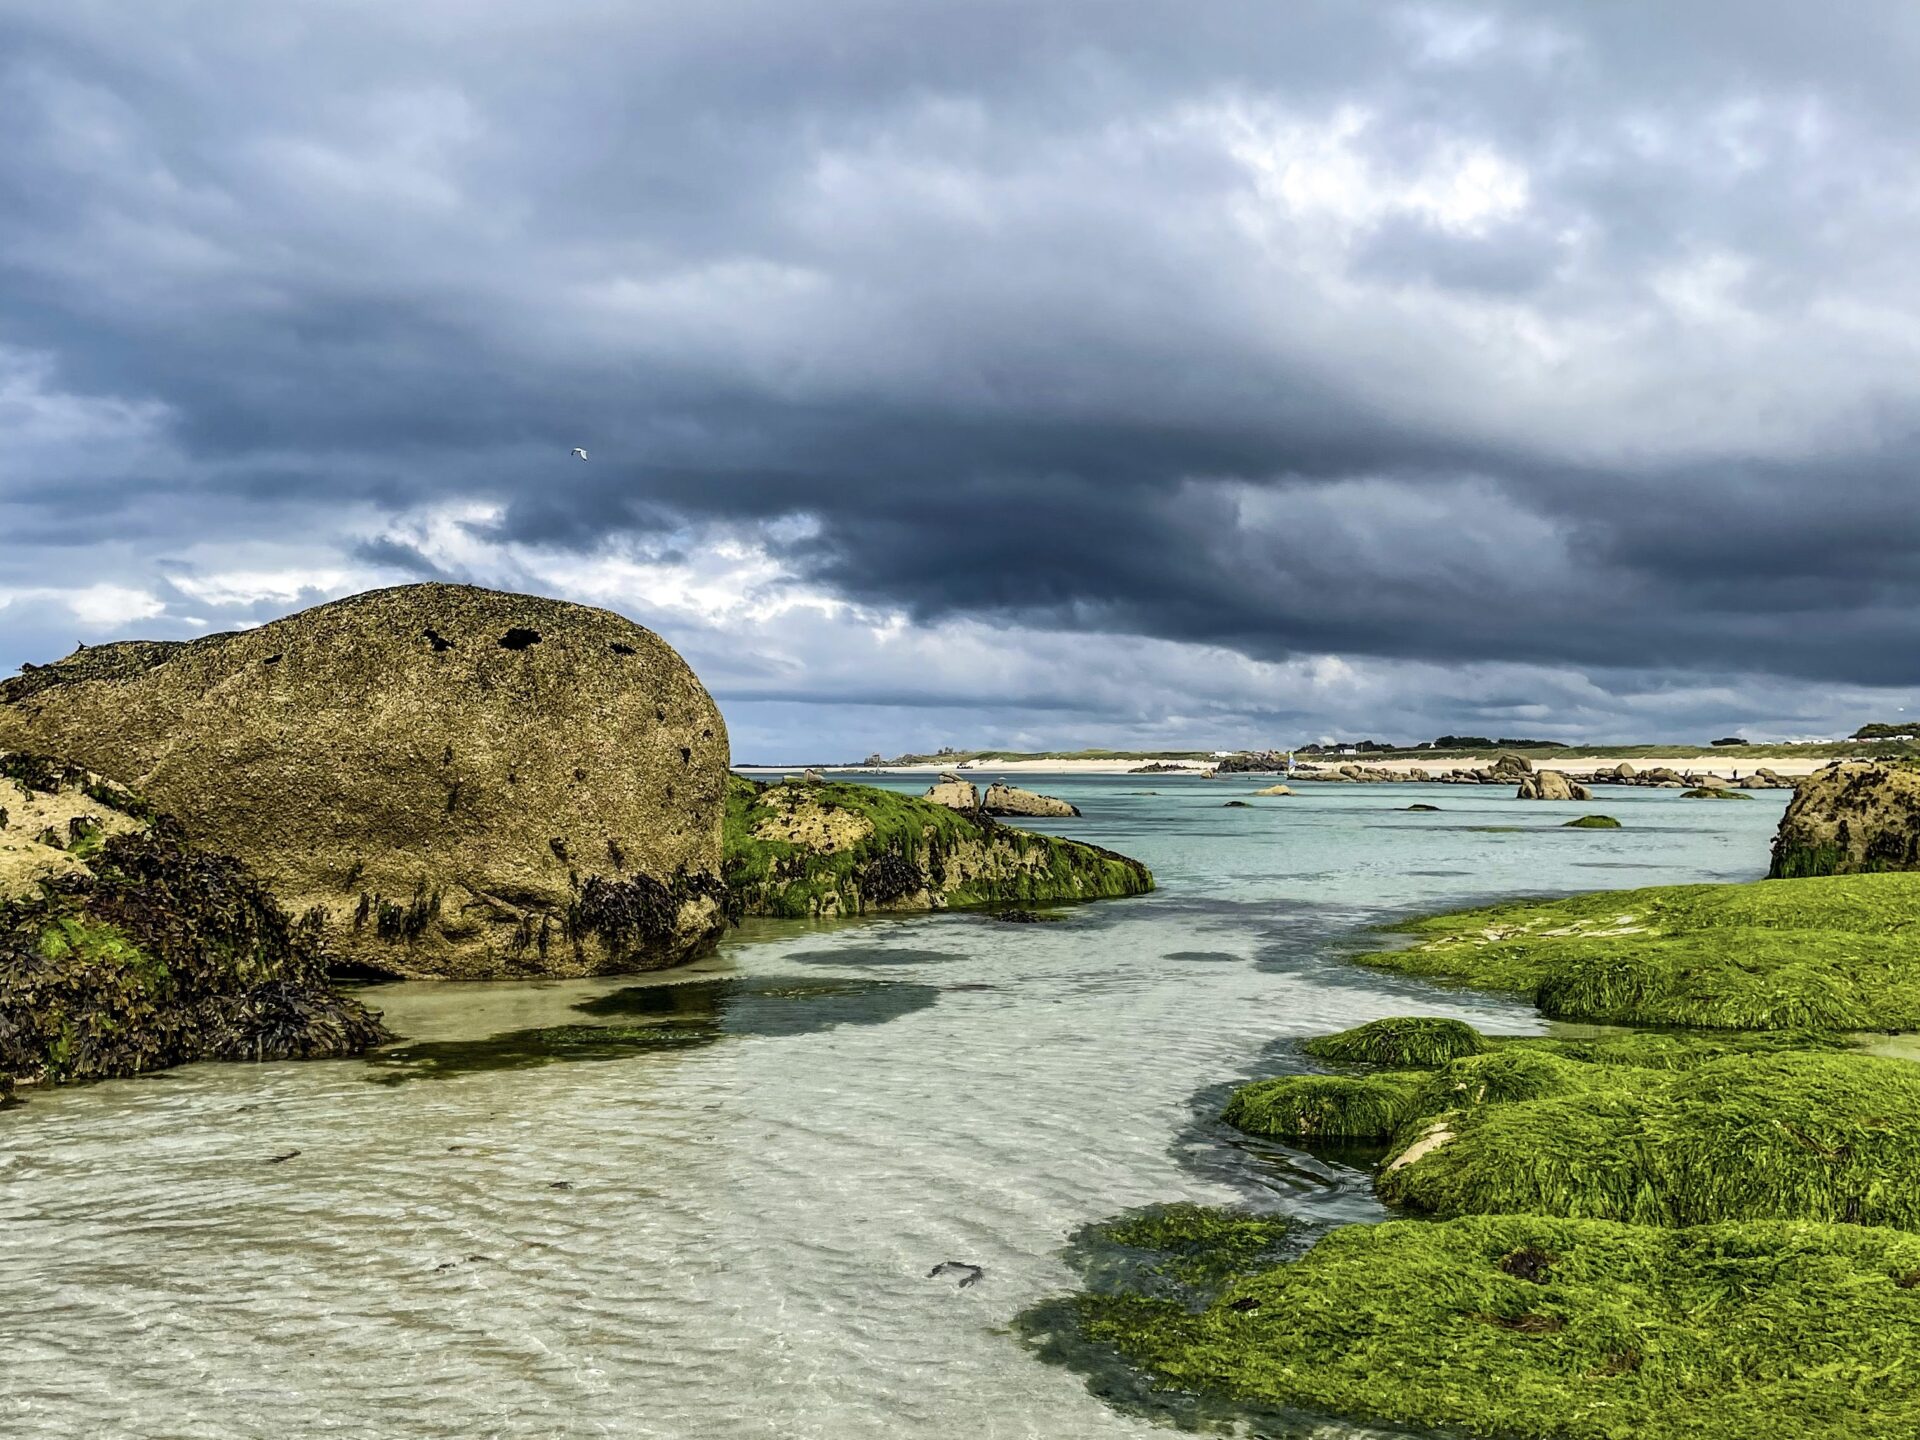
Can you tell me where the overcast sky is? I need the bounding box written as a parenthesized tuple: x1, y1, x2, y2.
(3, 2, 1918, 760)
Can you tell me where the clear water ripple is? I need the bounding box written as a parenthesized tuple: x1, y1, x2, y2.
(1, 778, 1787, 1438)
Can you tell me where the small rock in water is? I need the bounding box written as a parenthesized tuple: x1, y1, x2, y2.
(267, 1149, 301, 1163)
(928, 1260, 985, 1288)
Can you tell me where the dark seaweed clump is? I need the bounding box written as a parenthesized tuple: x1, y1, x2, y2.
(562, 868, 731, 958)
(0, 821, 388, 1093)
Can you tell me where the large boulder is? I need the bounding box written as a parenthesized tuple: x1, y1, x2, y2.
(1771, 762, 1920, 877)
(981, 782, 1080, 817)
(1516, 769, 1592, 802)
(0, 753, 386, 1095)
(0, 584, 730, 979)
(1489, 752, 1533, 779)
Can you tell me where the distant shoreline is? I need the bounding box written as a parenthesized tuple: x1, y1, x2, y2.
(736, 748, 1886, 779)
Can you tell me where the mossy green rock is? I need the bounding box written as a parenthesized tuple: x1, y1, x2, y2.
(1772, 760, 1920, 876)
(0, 584, 730, 979)
(725, 776, 1151, 918)
(1563, 814, 1621, 828)
(1067, 1211, 1920, 1440)
(0, 754, 385, 1094)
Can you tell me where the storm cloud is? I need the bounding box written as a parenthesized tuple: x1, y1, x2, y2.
(3, 1, 1918, 758)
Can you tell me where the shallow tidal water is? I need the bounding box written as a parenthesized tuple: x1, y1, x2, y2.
(1, 779, 1788, 1439)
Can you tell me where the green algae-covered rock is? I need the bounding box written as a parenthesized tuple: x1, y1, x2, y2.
(0, 584, 730, 979)
(1226, 1023, 1852, 1146)
(1358, 871, 1920, 1031)
(1772, 760, 1920, 876)
(1058, 1211, 1920, 1440)
(0, 754, 385, 1094)
(1562, 814, 1621, 828)
(725, 776, 1151, 918)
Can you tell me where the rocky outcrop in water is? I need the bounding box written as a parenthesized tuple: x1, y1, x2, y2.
(0, 584, 730, 980)
(726, 777, 1150, 918)
(923, 775, 981, 811)
(1770, 762, 1920, 877)
(981, 783, 1080, 817)
(0, 753, 386, 1096)
(1516, 769, 1592, 802)
(1296, 763, 1426, 783)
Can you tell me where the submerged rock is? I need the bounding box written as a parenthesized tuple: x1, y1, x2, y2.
(726, 777, 1151, 918)
(0, 584, 730, 979)
(981, 783, 1079, 818)
(1563, 814, 1622, 828)
(1771, 761, 1920, 877)
(0, 753, 386, 1094)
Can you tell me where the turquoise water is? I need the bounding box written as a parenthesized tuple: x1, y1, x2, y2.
(0, 778, 1787, 1438)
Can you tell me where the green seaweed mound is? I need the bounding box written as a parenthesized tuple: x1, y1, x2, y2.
(1225, 1019, 1853, 1146)
(1, 821, 387, 1093)
(1358, 872, 1920, 1030)
(1683, 787, 1751, 799)
(1562, 814, 1621, 828)
(1378, 1051, 1920, 1230)
(1301, 1015, 1488, 1066)
(723, 776, 1152, 918)
(1223, 1071, 1424, 1141)
(1064, 1211, 1920, 1440)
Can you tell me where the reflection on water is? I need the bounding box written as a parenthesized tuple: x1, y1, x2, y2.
(0, 778, 1787, 1439)
(368, 978, 942, 1082)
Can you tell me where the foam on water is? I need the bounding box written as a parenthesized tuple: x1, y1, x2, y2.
(0, 779, 1786, 1438)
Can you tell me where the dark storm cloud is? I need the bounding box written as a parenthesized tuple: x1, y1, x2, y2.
(4, 0, 1920, 744)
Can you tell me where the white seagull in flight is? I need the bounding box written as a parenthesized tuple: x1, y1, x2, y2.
(571, 447, 589, 461)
